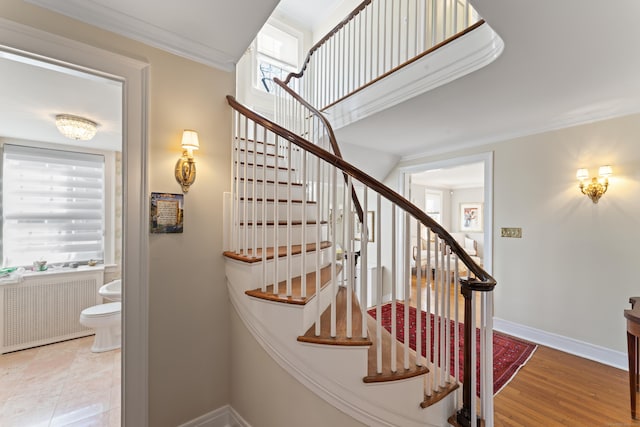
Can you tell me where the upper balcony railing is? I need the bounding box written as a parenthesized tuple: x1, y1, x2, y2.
(282, 0, 482, 111)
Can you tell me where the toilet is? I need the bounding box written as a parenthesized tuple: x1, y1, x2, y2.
(79, 302, 121, 352)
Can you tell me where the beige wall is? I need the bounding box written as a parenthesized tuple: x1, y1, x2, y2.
(230, 309, 365, 427)
(392, 112, 640, 355)
(0, 1, 233, 425)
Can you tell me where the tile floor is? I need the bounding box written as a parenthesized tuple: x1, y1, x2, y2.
(0, 336, 121, 427)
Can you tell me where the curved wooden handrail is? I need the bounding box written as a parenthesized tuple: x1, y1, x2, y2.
(228, 95, 496, 290)
(281, 0, 371, 87)
(274, 77, 363, 222)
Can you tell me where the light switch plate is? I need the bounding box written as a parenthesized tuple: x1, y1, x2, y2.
(501, 227, 522, 238)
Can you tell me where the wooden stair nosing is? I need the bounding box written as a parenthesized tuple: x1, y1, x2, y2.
(245, 264, 341, 305)
(238, 197, 317, 204)
(238, 220, 328, 226)
(235, 177, 304, 187)
(236, 147, 284, 159)
(235, 137, 276, 147)
(237, 161, 290, 171)
(223, 241, 332, 264)
(421, 381, 460, 408)
(363, 314, 429, 383)
(297, 286, 371, 346)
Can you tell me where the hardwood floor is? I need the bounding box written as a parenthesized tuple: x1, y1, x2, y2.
(494, 346, 638, 426)
(407, 273, 639, 426)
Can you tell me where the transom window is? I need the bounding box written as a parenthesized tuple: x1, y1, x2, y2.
(2, 144, 105, 267)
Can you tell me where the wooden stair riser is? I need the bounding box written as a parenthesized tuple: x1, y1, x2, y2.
(236, 222, 328, 248)
(236, 149, 286, 169)
(235, 139, 278, 155)
(235, 164, 297, 182)
(235, 179, 306, 200)
(224, 249, 336, 293)
(237, 200, 318, 222)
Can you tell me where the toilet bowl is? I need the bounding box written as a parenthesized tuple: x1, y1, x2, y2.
(79, 302, 121, 352)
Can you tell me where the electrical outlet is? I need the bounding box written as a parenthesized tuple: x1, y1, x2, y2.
(501, 227, 522, 238)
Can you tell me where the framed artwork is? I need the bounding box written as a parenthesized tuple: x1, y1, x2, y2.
(460, 202, 482, 232)
(354, 211, 375, 242)
(150, 192, 184, 233)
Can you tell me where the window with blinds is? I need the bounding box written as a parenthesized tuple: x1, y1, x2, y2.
(2, 144, 105, 267)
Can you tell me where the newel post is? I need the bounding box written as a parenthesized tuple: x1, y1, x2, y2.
(456, 284, 475, 427)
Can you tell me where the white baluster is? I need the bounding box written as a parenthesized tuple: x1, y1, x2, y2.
(346, 175, 353, 339)
(403, 211, 410, 370)
(391, 203, 397, 372)
(376, 193, 382, 374)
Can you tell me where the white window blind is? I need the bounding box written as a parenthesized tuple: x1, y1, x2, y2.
(2, 144, 105, 267)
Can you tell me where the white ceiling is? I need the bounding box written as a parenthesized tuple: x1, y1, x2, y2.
(0, 52, 122, 152)
(411, 162, 484, 189)
(336, 0, 640, 158)
(7, 0, 640, 166)
(275, 0, 345, 32)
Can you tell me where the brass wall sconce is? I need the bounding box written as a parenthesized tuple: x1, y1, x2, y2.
(576, 165, 612, 203)
(175, 130, 200, 193)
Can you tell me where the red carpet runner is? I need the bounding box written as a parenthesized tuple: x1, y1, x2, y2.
(368, 302, 537, 395)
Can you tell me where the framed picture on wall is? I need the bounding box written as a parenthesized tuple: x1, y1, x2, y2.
(460, 202, 482, 232)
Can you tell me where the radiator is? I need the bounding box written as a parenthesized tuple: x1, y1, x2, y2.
(0, 268, 104, 354)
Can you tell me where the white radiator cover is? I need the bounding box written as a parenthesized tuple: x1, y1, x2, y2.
(0, 268, 104, 354)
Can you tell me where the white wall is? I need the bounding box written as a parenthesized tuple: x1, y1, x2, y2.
(390, 112, 640, 358)
(230, 309, 365, 427)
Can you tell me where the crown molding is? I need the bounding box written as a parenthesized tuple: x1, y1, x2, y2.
(26, 0, 237, 71)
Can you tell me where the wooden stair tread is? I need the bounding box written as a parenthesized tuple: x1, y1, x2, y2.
(237, 161, 290, 171)
(235, 137, 275, 147)
(223, 241, 332, 263)
(238, 220, 328, 226)
(245, 264, 340, 305)
(236, 147, 284, 159)
(363, 312, 429, 383)
(298, 286, 371, 346)
(421, 381, 460, 408)
(235, 177, 304, 187)
(238, 197, 317, 204)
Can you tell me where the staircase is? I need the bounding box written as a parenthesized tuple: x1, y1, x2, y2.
(224, 1, 497, 426)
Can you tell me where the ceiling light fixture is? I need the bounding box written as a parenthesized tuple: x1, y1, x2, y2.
(55, 114, 98, 141)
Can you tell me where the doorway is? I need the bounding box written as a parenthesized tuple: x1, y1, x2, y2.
(399, 152, 493, 275)
(0, 19, 149, 426)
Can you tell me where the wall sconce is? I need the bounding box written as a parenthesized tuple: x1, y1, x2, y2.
(576, 165, 612, 203)
(175, 130, 199, 193)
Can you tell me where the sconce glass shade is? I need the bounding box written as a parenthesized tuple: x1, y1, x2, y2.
(576, 168, 589, 181)
(55, 114, 98, 141)
(181, 130, 200, 153)
(598, 165, 612, 177)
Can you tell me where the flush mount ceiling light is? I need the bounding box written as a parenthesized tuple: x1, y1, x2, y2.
(55, 114, 98, 141)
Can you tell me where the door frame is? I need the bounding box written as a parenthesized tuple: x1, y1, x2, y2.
(0, 18, 150, 426)
(398, 151, 494, 274)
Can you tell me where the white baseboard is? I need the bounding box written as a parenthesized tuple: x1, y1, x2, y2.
(493, 317, 627, 370)
(178, 405, 252, 427)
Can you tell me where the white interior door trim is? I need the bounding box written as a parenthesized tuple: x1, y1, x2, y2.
(398, 152, 494, 275)
(0, 18, 150, 427)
